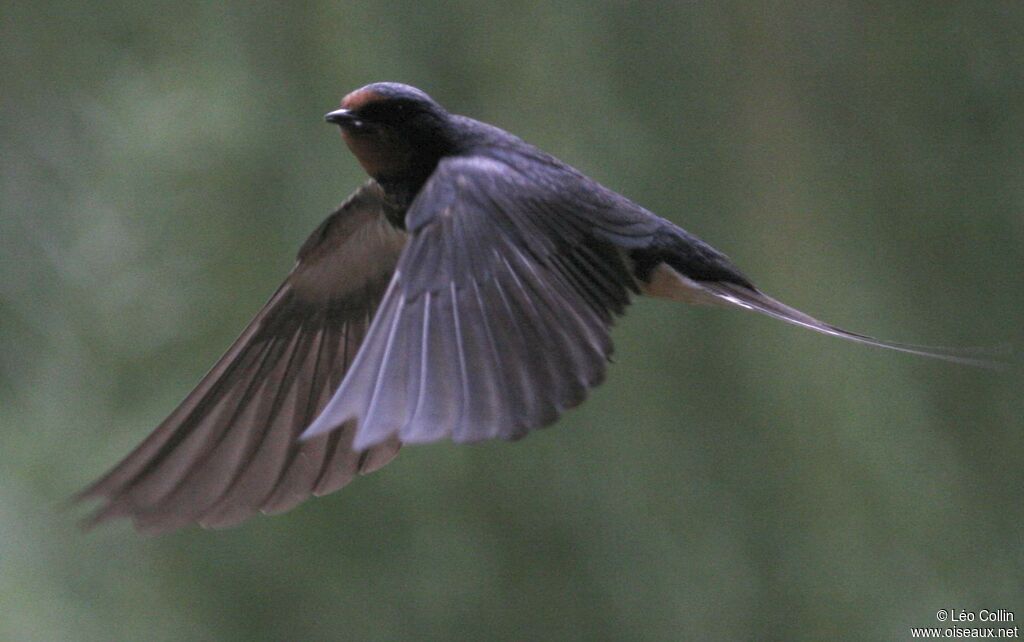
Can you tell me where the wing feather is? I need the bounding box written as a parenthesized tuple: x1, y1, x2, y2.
(77, 182, 407, 532)
(133, 326, 308, 532)
(197, 324, 325, 528)
(303, 156, 637, 449)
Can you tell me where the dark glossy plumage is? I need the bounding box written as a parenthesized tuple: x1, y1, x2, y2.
(78, 82, 996, 533)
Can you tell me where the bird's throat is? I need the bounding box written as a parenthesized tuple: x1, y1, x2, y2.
(342, 130, 415, 181)
(341, 132, 439, 223)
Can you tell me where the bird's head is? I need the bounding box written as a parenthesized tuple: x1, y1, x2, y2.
(325, 82, 453, 183)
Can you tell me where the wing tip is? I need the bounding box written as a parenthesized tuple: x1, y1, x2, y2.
(299, 412, 353, 443)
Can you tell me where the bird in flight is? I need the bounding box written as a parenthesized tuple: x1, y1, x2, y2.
(77, 82, 996, 533)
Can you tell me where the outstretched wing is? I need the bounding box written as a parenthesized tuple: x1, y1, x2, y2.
(302, 155, 648, 450)
(77, 181, 408, 534)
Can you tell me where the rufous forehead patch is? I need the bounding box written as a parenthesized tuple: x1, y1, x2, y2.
(340, 89, 384, 111)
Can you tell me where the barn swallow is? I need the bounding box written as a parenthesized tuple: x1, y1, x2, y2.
(77, 82, 997, 533)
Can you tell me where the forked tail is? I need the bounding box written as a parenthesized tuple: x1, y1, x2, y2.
(696, 280, 1008, 370)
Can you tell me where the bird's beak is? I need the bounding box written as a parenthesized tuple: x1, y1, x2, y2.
(324, 108, 356, 126)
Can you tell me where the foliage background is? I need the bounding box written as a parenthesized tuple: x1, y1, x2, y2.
(2, 2, 1021, 640)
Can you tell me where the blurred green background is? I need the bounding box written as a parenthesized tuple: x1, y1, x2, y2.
(2, 2, 1022, 640)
